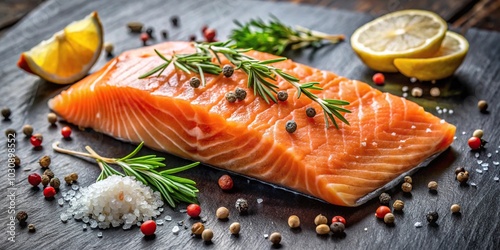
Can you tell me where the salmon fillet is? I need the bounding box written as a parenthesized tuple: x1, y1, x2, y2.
(48, 42, 455, 206)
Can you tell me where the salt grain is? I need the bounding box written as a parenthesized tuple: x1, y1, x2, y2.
(493, 161, 499, 166)
(470, 182, 477, 187)
(83, 224, 87, 231)
(402, 92, 408, 98)
(414, 222, 423, 228)
(97, 232, 103, 238)
(487, 153, 492, 158)
(411, 87, 423, 97)
(165, 215, 172, 221)
(475, 169, 483, 174)
(494, 176, 499, 182)
(60, 213, 69, 222)
(477, 160, 483, 164)
(475, 153, 480, 158)
(172, 226, 180, 234)
(449, 109, 454, 114)
(481, 163, 489, 167)
(462, 131, 466, 135)
(72, 184, 79, 191)
(402, 86, 409, 92)
(391, 132, 396, 136)
(264, 234, 269, 239)
(58, 198, 64, 206)
(364, 228, 368, 232)
(410, 77, 417, 83)
(426, 128, 432, 133)
(361, 141, 367, 147)
(430, 87, 440, 97)
(179, 209, 187, 213)
(411, 125, 416, 129)
(437, 110, 443, 114)
(257, 198, 263, 203)
(156, 219, 164, 226)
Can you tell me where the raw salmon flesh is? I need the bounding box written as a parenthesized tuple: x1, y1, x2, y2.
(49, 42, 456, 206)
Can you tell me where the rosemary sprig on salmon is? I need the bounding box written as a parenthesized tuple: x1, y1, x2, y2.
(139, 41, 351, 128)
(52, 141, 199, 207)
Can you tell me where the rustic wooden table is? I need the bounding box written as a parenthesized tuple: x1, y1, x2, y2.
(1, 0, 499, 37)
(1, 0, 499, 250)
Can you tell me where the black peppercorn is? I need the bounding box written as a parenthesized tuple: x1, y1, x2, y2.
(426, 211, 439, 224)
(39, 155, 51, 169)
(234, 87, 247, 101)
(235, 198, 249, 214)
(16, 211, 28, 224)
(146, 27, 154, 39)
(1, 108, 11, 120)
(189, 34, 196, 42)
(13, 155, 21, 167)
(277, 91, 288, 101)
(330, 222, 345, 234)
(286, 120, 297, 133)
(454, 167, 465, 175)
(222, 65, 234, 77)
(306, 107, 316, 117)
(5, 128, 16, 138)
(379, 192, 391, 204)
(161, 30, 168, 39)
(225, 92, 237, 103)
(43, 169, 54, 180)
(171, 16, 179, 27)
(189, 77, 201, 88)
(50, 177, 61, 189)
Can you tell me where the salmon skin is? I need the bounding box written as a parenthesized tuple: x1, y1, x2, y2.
(49, 42, 455, 207)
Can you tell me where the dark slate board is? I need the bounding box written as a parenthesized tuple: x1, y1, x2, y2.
(1, 0, 499, 249)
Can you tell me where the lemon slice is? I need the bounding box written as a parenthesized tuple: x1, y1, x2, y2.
(17, 11, 103, 84)
(393, 31, 468, 81)
(351, 10, 447, 72)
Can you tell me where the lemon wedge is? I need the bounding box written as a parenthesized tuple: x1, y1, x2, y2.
(394, 31, 468, 81)
(17, 11, 103, 84)
(351, 10, 447, 72)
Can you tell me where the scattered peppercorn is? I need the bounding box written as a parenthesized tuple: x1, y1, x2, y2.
(314, 214, 328, 225)
(13, 155, 20, 167)
(330, 222, 345, 234)
(203, 28, 217, 42)
(39, 155, 51, 169)
(202, 229, 214, 242)
(393, 200, 404, 211)
(404, 176, 412, 184)
(467, 136, 482, 150)
(50, 177, 61, 189)
(306, 107, 316, 117)
(28, 173, 42, 187)
(28, 223, 36, 232)
(450, 204, 461, 214)
(285, 120, 297, 133)
(235, 198, 249, 214)
(41, 175, 50, 186)
(189, 34, 196, 42)
(222, 64, 234, 78)
(229, 222, 240, 234)
(218, 174, 234, 191)
(103, 42, 114, 57)
(401, 182, 412, 192)
(216, 207, 229, 220)
(30, 133, 43, 147)
(43, 186, 56, 198)
(5, 128, 16, 138)
(43, 169, 54, 179)
(277, 91, 288, 101)
(191, 222, 204, 236)
(126, 22, 143, 33)
(65, 173, 78, 184)
(331, 216, 346, 225)
(61, 126, 72, 138)
(22, 124, 33, 137)
(1, 108, 11, 119)
(411, 87, 423, 97)
(472, 129, 484, 139)
(189, 77, 201, 88)
(146, 27, 154, 39)
(234, 87, 247, 101)
(315, 224, 330, 235)
(140, 33, 149, 46)
(70, 172, 78, 181)
(428, 181, 438, 191)
(375, 206, 391, 219)
(47, 112, 57, 125)
(379, 192, 391, 204)
(161, 30, 168, 39)
(384, 213, 395, 224)
(477, 100, 488, 112)
(456, 171, 469, 183)
(372, 73, 385, 85)
(429, 87, 440, 97)
(187, 203, 202, 218)
(171, 16, 179, 27)
(225, 92, 237, 103)
(454, 167, 465, 175)
(288, 215, 300, 228)
(426, 211, 439, 224)
(269, 232, 281, 245)
(16, 211, 28, 224)
(201, 25, 208, 33)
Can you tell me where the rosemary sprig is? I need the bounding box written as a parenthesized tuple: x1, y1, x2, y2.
(52, 141, 199, 207)
(139, 40, 350, 128)
(230, 16, 345, 55)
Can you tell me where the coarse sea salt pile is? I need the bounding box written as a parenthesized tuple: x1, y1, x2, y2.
(63, 175, 163, 230)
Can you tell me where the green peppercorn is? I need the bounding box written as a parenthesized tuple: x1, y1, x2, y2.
(285, 120, 297, 133)
(47, 113, 57, 125)
(384, 213, 395, 224)
(225, 92, 237, 103)
(1, 108, 11, 119)
(477, 100, 488, 112)
(39, 155, 51, 169)
(404, 176, 412, 184)
(428, 181, 438, 191)
(426, 211, 439, 224)
(288, 215, 300, 228)
(28, 223, 36, 232)
(379, 192, 391, 204)
(41, 175, 50, 186)
(5, 128, 16, 138)
(269, 232, 281, 245)
(222, 65, 234, 77)
(401, 182, 412, 192)
(234, 87, 247, 101)
(229, 222, 240, 234)
(457, 171, 469, 183)
(330, 222, 345, 234)
(454, 167, 465, 175)
(277, 91, 288, 101)
(16, 211, 28, 224)
(202, 229, 214, 242)
(103, 42, 114, 56)
(314, 214, 328, 226)
(189, 77, 201, 88)
(50, 177, 61, 189)
(305, 107, 316, 117)
(43, 169, 54, 179)
(127, 22, 144, 33)
(70, 172, 79, 181)
(472, 129, 483, 139)
(22, 124, 33, 137)
(393, 199, 404, 211)
(450, 204, 461, 213)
